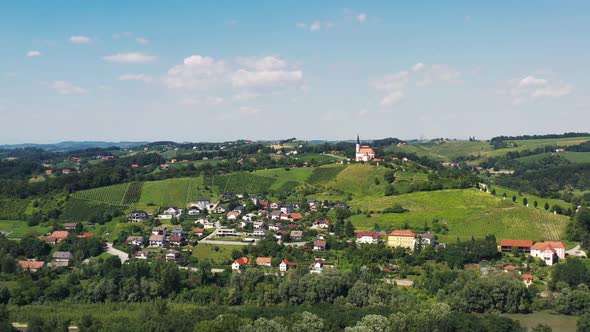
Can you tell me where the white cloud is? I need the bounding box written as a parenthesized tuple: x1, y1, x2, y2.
(237, 106, 260, 114)
(136, 37, 150, 45)
(233, 92, 260, 101)
(52, 81, 88, 95)
(26, 50, 41, 57)
(103, 52, 158, 64)
(119, 74, 153, 84)
(231, 69, 303, 88)
(297, 20, 334, 32)
(508, 75, 572, 105)
(236, 56, 287, 70)
(69, 35, 92, 44)
(164, 55, 226, 90)
(206, 96, 224, 105)
(112, 32, 133, 40)
(375, 63, 461, 108)
(357, 13, 367, 23)
(380, 91, 404, 107)
(412, 62, 424, 72)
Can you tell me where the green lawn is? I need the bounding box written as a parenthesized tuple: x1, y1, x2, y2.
(502, 312, 576, 332)
(0, 220, 50, 239)
(192, 243, 236, 265)
(349, 189, 568, 242)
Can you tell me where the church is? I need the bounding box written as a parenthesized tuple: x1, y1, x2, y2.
(355, 135, 375, 162)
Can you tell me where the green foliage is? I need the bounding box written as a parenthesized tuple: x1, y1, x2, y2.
(306, 166, 346, 185)
(60, 198, 123, 223)
(72, 183, 129, 205)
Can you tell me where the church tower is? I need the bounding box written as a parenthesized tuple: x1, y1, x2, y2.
(356, 134, 360, 153)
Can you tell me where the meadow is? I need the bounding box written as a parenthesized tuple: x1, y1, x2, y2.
(0, 220, 50, 239)
(140, 176, 214, 207)
(192, 243, 235, 265)
(516, 151, 590, 165)
(348, 189, 568, 242)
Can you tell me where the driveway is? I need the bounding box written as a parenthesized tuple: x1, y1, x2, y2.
(106, 242, 129, 263)
(566, 244, 587, 258)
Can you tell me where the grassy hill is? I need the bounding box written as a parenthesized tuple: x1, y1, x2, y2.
(516, 151, 590, 164)
(349, 189, 568, 242)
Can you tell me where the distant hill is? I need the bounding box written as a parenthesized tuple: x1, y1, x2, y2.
(0, 141, 149, 152)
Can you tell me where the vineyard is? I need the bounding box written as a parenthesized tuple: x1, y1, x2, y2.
(60, 198, 124, 222)
(306, 165, 347, 185)
(122, 182, 143, 205)
(139, 176, 214, 207)
(72, 183, 130, 205)
(205, 173, 277, 194)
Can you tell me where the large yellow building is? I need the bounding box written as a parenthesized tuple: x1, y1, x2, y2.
(387, 230, 416, 249)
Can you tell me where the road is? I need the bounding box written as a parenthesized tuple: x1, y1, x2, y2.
(566, 244, 587, 258)
(106, 242, 129, 263)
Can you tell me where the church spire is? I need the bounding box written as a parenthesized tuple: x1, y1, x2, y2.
(357, 134, 360, 145)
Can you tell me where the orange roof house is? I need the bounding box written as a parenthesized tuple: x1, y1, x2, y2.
(232, 257, 251, 270)
(256, 257, 272, 266)
(18, 260, 46, 271)
(500, 239, 533, 253)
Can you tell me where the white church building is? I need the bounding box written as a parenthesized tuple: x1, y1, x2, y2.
(355, 135, 376, 162)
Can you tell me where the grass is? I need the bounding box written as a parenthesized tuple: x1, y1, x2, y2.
(206, 172, 277, 194)
(140, 176, 214, 207)
(192, 243, 236, 265)
(72, 183, 130, 205)
(253, 167, 314, 193)
(491, 185, 573, 211)
(306, 165, 348, 185)
(0, 220, 50, 239)
(349, 189, 568, 242)
(60, 198, 124, 222)
(502, 312, 576, 332)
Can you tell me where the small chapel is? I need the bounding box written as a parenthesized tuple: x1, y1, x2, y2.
(355, 135, 375, 162)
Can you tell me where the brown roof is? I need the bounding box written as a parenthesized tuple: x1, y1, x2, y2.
(500, 239, 533, 248)
(313, 240, 326, 247)
(389, 230, 416, 237)
(357, 232, 379, 239)
(256, 257, 272, 265)
(290, 213, 303, 220)
(50, 231, 70, 239)
(234, 257, 251, 266)
(522, 274, 534, 281)
(18, 260, 45, 270)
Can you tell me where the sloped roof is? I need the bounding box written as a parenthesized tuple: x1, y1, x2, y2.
(532, 241, 565, 251)
(234, 257, 251, 266)
(51, 231, 70, 239)
(357, 232, 379, 239)
(18, 260, 45, 270)
(500, 239, 533, 247)
(389, 230, 416, 237)
(256, 257, 272, 264)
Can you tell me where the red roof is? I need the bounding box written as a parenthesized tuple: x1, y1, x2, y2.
(500, 239, 533, 248)
(18, 260, 45, 270)
(313, 240, 327, 247)
(281, 259, 297, 266)
(503, 265, 520, 271)
(522, 274, 534, 281)
(193, 228, 206, 234)
(77, 233, 94, 238)
(357, 232, 379, 239)
(50, 231, 70, 239)
(389, 230, 416, 237)
(256, 257, 272, 265)
(234, 257, 251, 266)
(531, 241, 565, 250)
(290, 213, 303, 220)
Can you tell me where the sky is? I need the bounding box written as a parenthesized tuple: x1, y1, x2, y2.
(1, 0, 589, 143)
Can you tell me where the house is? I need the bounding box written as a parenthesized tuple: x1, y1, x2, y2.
(310, 258, 325, 274)
(313, 240, 327, 251)
(271, 210, 282, 220)
(312, 219, 330, 229)
(269, 223, 283, 232)
(187, 206, 202, 216)
(126, 236, 145, 246)
(531, 241, 566, 266)
(135, 251, 150, 259)
(355, 135, 376, 162)
(253, 229, 267, 237)
(307, 199, 318, 207)
(222, 192, 237, 200)
(253, 221, 265, 229)
(77, 233, 94, 239)
(503, 265, 520, 273)
(215, 205, 227, 214)
(387, 230, 416, 249)
(289, 213, 303, 222)
(44, 169, 54, 175)
(333, 201, 349, 209)
(522, 274, 534, 287)
(500, 239, 534, 253)
(250, 196, 262, 206)
(162, 207, 182, 217)
(193, 228, 207, 237)
(279, 260, 296, 272)
(166, 250, 181, 262)
(280, 213, 292, 221)
(417, 233, 436, 247)
(152, 227, 167, 236)
(149, 234, 166, 247)
(280, 205, 293, 214)
(270, 201, 282, 209)
(64, 223, 79, 230)
(131, 164, 140, 169)
(49, 231, 70, 243)
(226, 211, 240, 220)
(62, 168, 72, 175)
(169, 235, 185, 246)
(217, 228, 237, 237)
(233, 206, 245, 214)
(127, 210, 149, 222)
(256, 257, 272, 267)
(232, 257, 251, 271)
(356, 232, 379, 244)
(52, 251, 74, 266)
(290, 230, 303, 241)
(18, 260, 45, 272)
(195, 198, 212, 210)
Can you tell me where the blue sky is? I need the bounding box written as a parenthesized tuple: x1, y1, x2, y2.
(1, 0, 589, 143)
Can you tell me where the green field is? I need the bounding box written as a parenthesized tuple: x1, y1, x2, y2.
(192, 243, 235, 265)
(517, 151, 590, 165)
(72, 183, 130, 205)
(60, 198, 124, 222)
(140, 176, 214, 207)
(0, 220, 50, 239)
(349, 189, 568, 242)
(254, 167, 314, 192)
(206, 172, 277, 195)
(490, 185, 573, 211)
(306, 165, 347, 185)
(502, 312, 576, 332)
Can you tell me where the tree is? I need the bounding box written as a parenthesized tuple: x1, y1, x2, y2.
(578, 313, 590, 332)
(523, 198, 528, 206)
(291, 312, 324, 332)
(384, 185, 395, 196)
(534, 201, 538, 208)
(502, 193, 507, 200)
(512, 196, 517, 202)
(384, 171, 395, 184)
(242, 318, 287, 332)
(491, 188, 496, 196)
(345, 220, 355, 238)
(545, 202, 550, 211)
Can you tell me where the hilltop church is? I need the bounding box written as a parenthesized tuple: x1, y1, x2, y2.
(355, 135, 375, 162)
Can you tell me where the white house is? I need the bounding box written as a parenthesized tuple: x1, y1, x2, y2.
(280, 260, 296, 272)
(530, 241, 566, 266)
(356, 232, 379, 244)
(253, 229, 267, 237)
(149, 234, 166, 247)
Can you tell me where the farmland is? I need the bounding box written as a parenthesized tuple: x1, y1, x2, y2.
(349, 189, 568, 242)
(516, 151, 590, 165)
(60, 198, 124, 222)
(205, 172, 277, 195)
(140, 176, 214, 207)
(0, 220, 50, 239)
(71, 183, 130, 205)
(306, 164, 347, 185)
(192, 243, 235, 265)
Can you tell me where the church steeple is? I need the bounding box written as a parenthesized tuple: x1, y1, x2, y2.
(357, 134, 360, 145)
